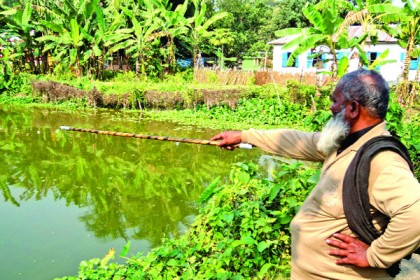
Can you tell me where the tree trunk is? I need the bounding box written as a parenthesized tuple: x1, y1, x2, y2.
(396, 32, 418, 106)
(41, 50, 49, 74)
(135, 57, 140, 78)
(331, 48, 338, 82)
(193, 47, 198, 70)
(397, 47, 413, 105)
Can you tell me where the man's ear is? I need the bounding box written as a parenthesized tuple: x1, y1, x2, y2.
(348, 101, 360, 119)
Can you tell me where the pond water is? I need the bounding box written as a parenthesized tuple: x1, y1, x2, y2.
(0, 105, 263, 280)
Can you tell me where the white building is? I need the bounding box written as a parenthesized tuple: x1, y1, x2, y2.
(268, 26, 419, 84)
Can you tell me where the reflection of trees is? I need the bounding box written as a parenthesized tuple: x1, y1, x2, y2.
(0, 105, 261, 246)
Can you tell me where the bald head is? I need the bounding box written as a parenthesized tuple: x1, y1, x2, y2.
(336, 69, 389, 119)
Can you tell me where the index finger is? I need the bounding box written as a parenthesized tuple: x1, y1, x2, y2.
(210, 133, 223, 141)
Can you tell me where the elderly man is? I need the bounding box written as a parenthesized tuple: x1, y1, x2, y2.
(211, 69, 420, 279)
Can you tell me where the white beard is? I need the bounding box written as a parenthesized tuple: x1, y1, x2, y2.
(317, 109, 350, 155)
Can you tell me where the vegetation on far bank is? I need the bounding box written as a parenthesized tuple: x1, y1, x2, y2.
(1, 71, 419, 173)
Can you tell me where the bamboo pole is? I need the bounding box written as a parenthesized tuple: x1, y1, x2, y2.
(60, 126, 253, 149)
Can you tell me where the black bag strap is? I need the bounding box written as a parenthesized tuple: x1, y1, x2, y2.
(343, 135, 417, 277)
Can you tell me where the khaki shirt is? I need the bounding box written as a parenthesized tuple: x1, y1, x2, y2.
(242, 122, 420, 279)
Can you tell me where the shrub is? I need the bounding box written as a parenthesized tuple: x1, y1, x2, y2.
(58, 161, 320, 280)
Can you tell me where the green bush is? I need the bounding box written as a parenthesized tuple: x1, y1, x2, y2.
(58, 161, 319, 280)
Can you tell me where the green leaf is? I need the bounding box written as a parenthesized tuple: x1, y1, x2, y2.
(70, 19, 80, 47)
(278, 215, 292, 225)
(167, 259, 178, 266)
(120, 241, 131, 257)
(307, 172, 320, 184)
(411, 48, 420, 58)
(198, 176, 221, 204)
(40, 21, 64, 33)
(22, 2, 32, 27)
(257, 241, 270, 252)
(236, 172, 250, 184)
(259, 263, 273, 275)
(275, 28, 303, 37)
(269, 184, 282, 202)
(337, 57, 349, 78)
(369, 49, 394, 69)
(241, 236, 256, 245)
(221, 213, 234, 223)
(69, 48, 77, 65)
(0, 8, 18, 16)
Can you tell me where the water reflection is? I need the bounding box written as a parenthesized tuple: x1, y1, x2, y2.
(0, 105, 262, 279)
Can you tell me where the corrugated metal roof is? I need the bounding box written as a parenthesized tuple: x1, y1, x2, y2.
(268, 35, 298, 45)
(348, 26, 396, 42)
(269, 26, 397, 45)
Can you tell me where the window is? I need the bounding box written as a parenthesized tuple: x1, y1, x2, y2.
(369, 52, 378, 64)
(367, 52, 381, 70)
(307, 51, 323, 69)
(410, 57, 419, 70)
(282, 52, 299, 68)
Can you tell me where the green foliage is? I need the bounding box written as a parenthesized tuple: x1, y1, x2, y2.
(0, 69, 33, 96)
(52, 64, 76, 81)
(385, 95, 420, 178)
(58, 161, 320, 279)
(304, 109, 332, 131)
(286, 80, 317, 106)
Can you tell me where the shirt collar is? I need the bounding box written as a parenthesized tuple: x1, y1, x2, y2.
(337, 123, 380, 155)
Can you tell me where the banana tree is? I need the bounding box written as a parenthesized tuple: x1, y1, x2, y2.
(37, 0, 101, 75)
(184, 0, 230, 69)
(80, 6, 125, 79)
(38, 18, 87, 75)
(275, 0, 343, 80)
(158, 1, 189, 73)
(333, 0, 390, 69)
(275, 0, 366, 80)
(369, 0, 420, 105)
(105, 0, 166, 77)
(2, 2, 41, 73)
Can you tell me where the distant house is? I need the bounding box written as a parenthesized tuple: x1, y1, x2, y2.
(268, 26, 420, 84)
